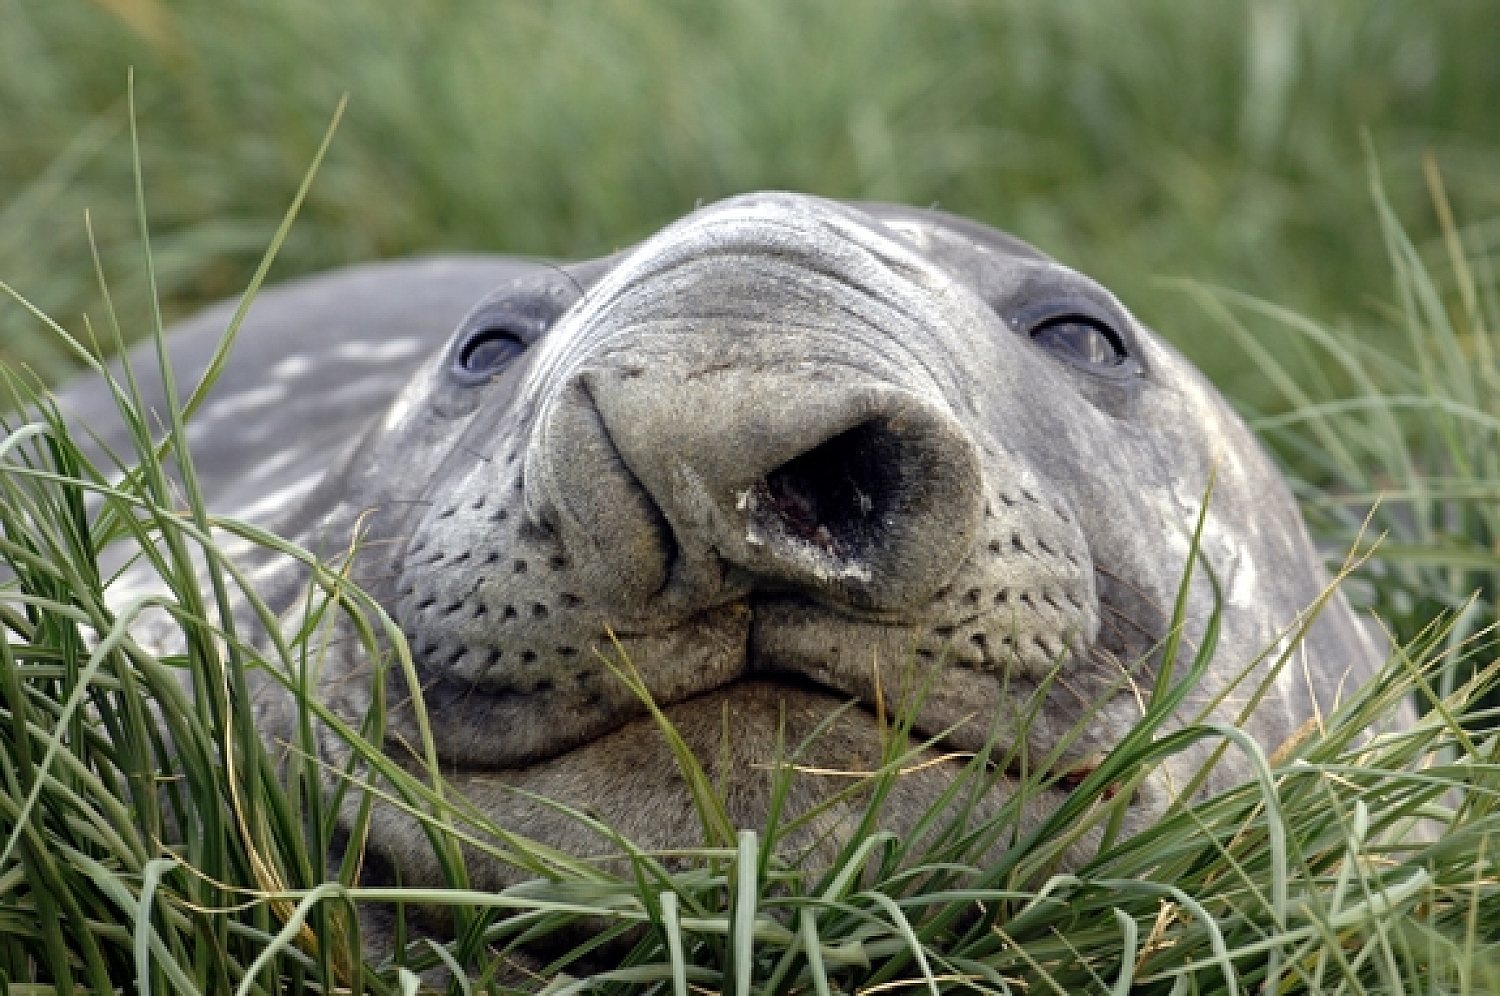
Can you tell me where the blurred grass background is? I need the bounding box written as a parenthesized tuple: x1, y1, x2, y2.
(4, 0, 1500, 410)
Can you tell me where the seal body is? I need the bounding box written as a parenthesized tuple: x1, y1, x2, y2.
(60, 194, 1383, 892)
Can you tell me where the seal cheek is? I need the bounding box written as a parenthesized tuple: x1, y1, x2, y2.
(532, 378, 675, 607)
(382, 601, 751, 768)
(391, 444, 751, 767)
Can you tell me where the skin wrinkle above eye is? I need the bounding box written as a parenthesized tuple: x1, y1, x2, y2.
(587, 259, 975, 427)
(520, 204, 972, 415)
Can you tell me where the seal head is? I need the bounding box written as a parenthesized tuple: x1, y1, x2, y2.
(69, 193, 1383, 892)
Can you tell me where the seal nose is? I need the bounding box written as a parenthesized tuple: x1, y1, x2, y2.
(757, 421, 892, 559)
(537, 362, 985, 614)
(741, 414, 973, 607)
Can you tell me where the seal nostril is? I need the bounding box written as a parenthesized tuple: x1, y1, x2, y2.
(760, 420, 897, 561)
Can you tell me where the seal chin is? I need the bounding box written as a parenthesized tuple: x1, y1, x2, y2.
(746, 595, 1113, 768)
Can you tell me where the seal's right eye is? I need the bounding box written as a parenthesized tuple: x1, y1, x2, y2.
(1012, 297, 1143, 382)
(457, 328, 527, 377)
(1030, 315, 1127, 368)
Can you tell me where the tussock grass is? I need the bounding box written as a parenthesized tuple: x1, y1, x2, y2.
(0, 95, 1497, 994)
(0, 352, 1495, 990)
(1184, 154, 1500, 709)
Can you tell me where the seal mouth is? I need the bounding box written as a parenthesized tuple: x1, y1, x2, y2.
(393, 575, 1107, 782)
(396, 420, 1100, 772)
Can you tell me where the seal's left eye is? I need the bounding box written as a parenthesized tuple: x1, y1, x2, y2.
(1030, 315, 1128, 368)
(458, 329, 526, 375)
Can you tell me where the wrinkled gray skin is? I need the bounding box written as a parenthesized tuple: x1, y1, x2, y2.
(62, 193, 1381, 909)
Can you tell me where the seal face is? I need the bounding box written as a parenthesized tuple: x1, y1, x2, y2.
(393, 196, 1129, 773)
(65, 193, 1384, 892)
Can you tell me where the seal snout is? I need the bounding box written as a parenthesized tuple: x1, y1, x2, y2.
(547, 362, 985, 616)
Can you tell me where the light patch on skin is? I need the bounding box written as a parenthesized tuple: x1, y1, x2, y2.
(330, 338, 427, 364)
(382, 392, 415, 431)
(880, 218, 932, 249)
(271, 353, 315, 380)
(1227, 542, 1260, 610)
(242, 445, 311, 486)
(195, 383, 288, 422)
(103, 520, 308, 660)
(231, 474, 322, 525)
(317, 378, 413, 410)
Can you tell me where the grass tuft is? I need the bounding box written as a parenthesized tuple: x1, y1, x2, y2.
(1181, 154, 1500, 714)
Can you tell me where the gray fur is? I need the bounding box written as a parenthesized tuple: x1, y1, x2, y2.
(58, 194, 1383, 899)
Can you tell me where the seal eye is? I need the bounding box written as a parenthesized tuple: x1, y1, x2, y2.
(1030, 315, 1128, 369)
(457, 329, 526, 376)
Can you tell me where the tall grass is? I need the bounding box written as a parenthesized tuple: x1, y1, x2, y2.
(0, 94, 1497, 994)
(1184, 154, 1500, 708)
(5, 0, 1500, 406)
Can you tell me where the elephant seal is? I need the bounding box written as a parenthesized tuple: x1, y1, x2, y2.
(59, 193, 1382, 896)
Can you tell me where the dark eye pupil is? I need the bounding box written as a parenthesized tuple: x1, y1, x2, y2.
(1032, 318, 1123, 366)
(459, 330, 525, 373)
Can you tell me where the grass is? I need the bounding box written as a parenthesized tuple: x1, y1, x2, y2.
(0, 85, 1498, 993)
(6, 0, 1500, 411)
(1179, 153, 1500, 712)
